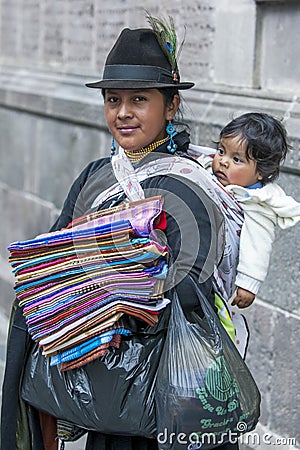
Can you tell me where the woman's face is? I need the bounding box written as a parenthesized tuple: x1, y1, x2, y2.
(104, 88, 179, 150)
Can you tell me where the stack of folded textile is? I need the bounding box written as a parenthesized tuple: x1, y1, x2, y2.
(8, 196, 169, 371)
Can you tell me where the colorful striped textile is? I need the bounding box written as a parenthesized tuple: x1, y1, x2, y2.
(8, 196, 170, 371)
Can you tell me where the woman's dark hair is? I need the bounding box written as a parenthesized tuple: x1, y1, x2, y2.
(219, 112, 290, 184)
(158, 87, 185, 126)
(157, 87, 179, 105)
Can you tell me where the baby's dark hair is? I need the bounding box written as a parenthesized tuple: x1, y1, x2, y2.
(219, 112, 290, 184)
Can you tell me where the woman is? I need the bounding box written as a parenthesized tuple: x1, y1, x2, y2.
(1, 16, 241, 450)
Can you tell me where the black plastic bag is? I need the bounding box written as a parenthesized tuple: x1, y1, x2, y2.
(21, 306, 169, 438)
(155, 282, 261, 450)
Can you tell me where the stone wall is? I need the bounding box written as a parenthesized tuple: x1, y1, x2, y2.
(0, 0, 299, 448)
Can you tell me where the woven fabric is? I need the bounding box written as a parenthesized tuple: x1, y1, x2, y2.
(9, 196, 170, 371)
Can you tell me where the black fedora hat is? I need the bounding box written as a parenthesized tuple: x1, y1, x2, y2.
(86, 28, 194, 90)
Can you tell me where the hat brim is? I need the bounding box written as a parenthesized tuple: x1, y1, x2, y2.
(85, 80, 195, 90)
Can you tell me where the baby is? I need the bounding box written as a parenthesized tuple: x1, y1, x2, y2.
(196, 112, 300, 308)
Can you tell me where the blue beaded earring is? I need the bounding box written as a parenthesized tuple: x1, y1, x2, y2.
(166, 121, 177, 154)
(110, 136, 116, 157)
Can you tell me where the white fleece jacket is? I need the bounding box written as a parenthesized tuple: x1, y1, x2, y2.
(190, 147, 300, 294)
(226, 183, 300, 293)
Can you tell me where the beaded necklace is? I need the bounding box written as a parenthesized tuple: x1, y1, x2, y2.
(124, 136, 169, 163)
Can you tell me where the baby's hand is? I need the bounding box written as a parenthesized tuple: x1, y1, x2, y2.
(231, 287, 255, 309)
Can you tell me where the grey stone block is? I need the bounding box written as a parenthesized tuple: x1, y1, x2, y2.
(259, 3, 300, 92)
(0, 0, 18, 57)
(0, 278, 15, 317)
(0, 309, 9, 344)
(43, 0, 65, 63)
(7, 89, 49, 118)
(20, 0, 40, 60)
(258, 172, 300, 315)
(64, 3, 94, 68)
(244, 302, 300, 445)
(213, 0, 256, 87)
(269, 312, 300, 443)
(0, 88, 8, 103)
(0, 108, 37, 191)
(49, 97, 97, 126)
(259, 226, 300, 315)
(0, 185, 54, 256)
(0, 309, 9, 426)
(242, 304, 274, 427)
(176, 3, 216, 84)
(35, 117, 105, 208)
(278, 172, 300, 206)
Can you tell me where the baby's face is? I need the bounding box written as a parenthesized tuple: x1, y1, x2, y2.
(212, 135, 262, 187)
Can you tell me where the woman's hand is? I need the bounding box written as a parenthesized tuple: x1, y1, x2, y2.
(231, 287, 255, 308)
